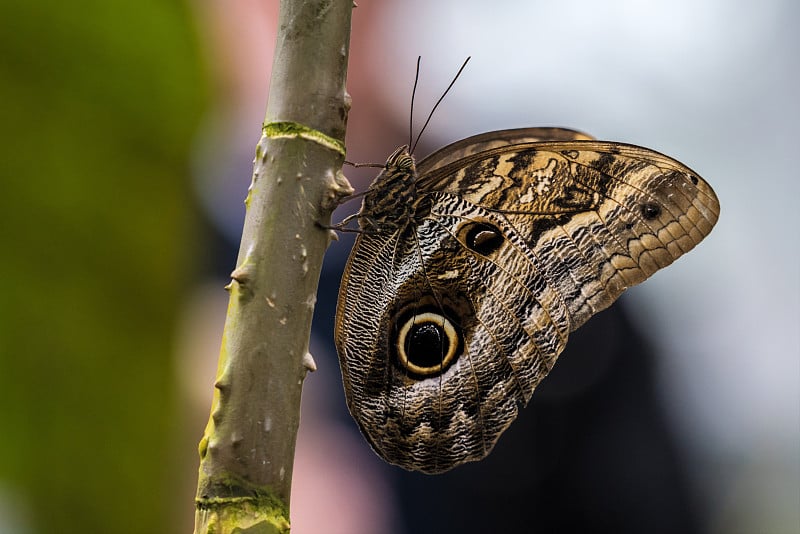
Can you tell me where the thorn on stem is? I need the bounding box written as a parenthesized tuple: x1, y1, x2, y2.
(303, 352, 317, 372)
(230, 267, 250, 284)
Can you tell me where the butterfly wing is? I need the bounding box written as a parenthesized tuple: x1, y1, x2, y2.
(335, 137, 719, 474)
(416, 126, 593, 174)
(417, 141, 719, 329)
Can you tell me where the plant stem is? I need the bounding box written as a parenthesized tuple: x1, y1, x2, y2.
(194, 1, 353, 532)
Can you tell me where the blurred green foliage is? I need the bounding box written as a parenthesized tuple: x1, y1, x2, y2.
(0, 1, 209, 532)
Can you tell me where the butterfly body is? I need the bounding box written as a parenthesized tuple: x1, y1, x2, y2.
(335, 127, 719, 474)
(358, 145, 419, 233)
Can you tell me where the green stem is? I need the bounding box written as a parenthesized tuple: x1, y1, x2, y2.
(194, 1, 353, 532)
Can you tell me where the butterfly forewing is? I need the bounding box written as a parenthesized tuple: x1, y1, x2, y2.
(335, 128, 719, 473)
(416, 126, 593, 175)
(419, 140, 719, 328)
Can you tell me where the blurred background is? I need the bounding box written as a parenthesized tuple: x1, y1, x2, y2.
(1, 1, 797, 533)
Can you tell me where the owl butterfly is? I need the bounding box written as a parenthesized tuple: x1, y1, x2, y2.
(334, 125, 719, 474)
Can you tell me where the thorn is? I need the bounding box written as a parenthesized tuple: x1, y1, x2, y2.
(214, 378, 230, 394)
(230, 266, 250, 284)
(303, 352, 317, 372)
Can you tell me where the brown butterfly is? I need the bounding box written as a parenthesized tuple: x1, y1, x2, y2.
(333, 123, 719, 474)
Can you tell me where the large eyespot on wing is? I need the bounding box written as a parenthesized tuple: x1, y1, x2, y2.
(394, 308, 461, 378)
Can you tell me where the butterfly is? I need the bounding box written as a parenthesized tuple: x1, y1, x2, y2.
(333, 124, 719, 474)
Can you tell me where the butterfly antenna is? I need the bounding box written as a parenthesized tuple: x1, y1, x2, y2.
(410, 56, 471, 154)
(409, 56, 422, 149)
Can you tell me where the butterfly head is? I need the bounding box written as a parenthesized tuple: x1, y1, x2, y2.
(385, 145, 416, 172)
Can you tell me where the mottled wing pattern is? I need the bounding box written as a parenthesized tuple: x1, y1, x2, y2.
(335, 128, 719, 473)
(419, 140, 720, 329)
(416, 127, 594, 174)
(337, 197, 570, 473)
